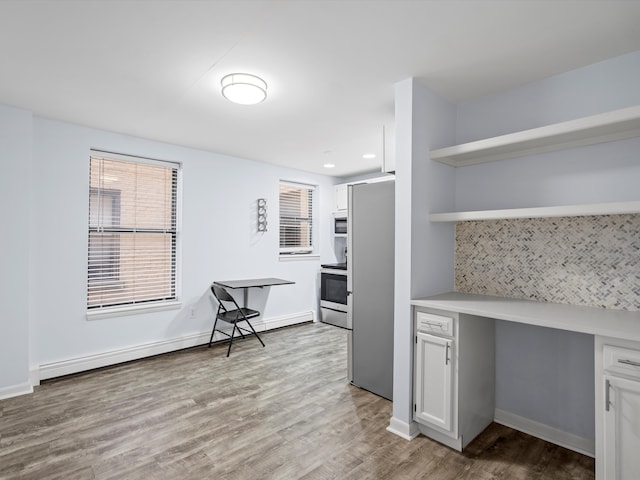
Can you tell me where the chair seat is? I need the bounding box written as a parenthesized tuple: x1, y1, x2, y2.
(217, 307, 260, 324)
(210, 283, 264, 356)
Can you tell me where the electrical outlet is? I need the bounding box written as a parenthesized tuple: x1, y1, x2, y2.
(190, 307, 196, 318)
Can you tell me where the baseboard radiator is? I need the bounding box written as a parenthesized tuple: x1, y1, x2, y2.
(34, 311, 313, 384)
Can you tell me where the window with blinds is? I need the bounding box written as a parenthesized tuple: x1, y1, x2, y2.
(279, 181, 315, 254)
(87, 151, 180, 311)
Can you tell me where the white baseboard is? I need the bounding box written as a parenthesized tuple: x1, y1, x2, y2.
(39, 332, 211, 381)
(0, 381, 33, 400)
(494, 408, 595, 457)
(257, 311, 314, 331)
(38, 311, 313, 382)
(387, 416, 421, 440)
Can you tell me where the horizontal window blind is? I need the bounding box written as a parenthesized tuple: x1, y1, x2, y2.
(279, 181, 315, 253)
(87, 152, 179, 310)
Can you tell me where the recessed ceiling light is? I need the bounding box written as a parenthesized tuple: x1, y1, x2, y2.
(323, 163, 335, 169)
(221, 73, 267, 105)
(362, 153, 376, 159)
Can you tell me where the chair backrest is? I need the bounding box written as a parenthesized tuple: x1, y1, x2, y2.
(211, 284, 238, 308)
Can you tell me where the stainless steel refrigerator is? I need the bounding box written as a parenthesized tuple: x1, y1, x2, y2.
(347, 180, 394, 400)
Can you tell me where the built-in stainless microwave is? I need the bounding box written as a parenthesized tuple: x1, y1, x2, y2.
(334, 214, 347, 237)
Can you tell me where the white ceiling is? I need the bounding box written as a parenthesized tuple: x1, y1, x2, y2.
(1, 1, 640, 177)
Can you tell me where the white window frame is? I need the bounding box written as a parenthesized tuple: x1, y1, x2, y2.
(279, 180, 316, 257)
(86, 150, 182, 318)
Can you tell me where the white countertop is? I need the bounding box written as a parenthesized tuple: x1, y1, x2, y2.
(412, 292, 640, 342)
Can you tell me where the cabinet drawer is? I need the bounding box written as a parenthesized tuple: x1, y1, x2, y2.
(604, 345, 640, 380)
(416, 311, 453, 336)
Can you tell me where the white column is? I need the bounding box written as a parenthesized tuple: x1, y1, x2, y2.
(0, 105, 33, 399)
(388, 78, 456, 439)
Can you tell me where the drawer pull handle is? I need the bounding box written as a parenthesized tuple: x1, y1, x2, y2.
(425, 321, 444, 327)
(618, 359, 640, 367)
(605, 379, 611, 412)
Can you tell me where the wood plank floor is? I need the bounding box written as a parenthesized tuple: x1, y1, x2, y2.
(0, 323, 594, 480)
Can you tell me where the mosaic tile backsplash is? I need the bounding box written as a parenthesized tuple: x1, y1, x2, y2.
(454, 214, 640, 311)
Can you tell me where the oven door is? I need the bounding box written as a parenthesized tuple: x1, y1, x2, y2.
(320, 270, 351, 329)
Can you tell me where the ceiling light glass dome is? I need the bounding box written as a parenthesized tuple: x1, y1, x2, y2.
(221, 73, 267, 105)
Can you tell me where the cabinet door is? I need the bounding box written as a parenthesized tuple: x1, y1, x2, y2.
(334, 184, 348, 212)
(414, 332, 453, 432)
(604, 375, 640, 479)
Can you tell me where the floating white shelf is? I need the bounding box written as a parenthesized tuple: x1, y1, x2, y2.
(429, 201, 640, 222)
(429, 105, 640, 167)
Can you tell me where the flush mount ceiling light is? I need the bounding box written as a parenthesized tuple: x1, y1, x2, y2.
(221, 73, 267, 105)
(362, 153, 376, 159)
(323, 163, 335, 169)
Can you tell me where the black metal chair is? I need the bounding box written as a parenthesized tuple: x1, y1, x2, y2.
(209, 283, 264, 356)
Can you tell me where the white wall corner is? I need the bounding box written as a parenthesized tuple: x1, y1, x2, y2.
(387, 416, 421, 441)
(29, 366, 40, 386)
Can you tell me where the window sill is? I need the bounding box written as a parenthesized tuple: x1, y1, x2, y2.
(86, 301, 182, 320)
(279, 253, 320, 262)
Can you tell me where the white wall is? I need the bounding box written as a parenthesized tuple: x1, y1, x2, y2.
(456, 51, 640, 144)
(0, 112, 339, 395)
(0, 105, 33, 399)
(456, 50, 640, 211)
(453, 51, 640, 443)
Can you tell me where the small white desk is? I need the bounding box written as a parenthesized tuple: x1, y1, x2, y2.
(412, 292, 640, 341)
(411, 292, 640, 479)
(213, 277, 294, 307)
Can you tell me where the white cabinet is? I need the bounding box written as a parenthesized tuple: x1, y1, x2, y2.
(333, 183, 348, 213)
(413, 296, 640, 477)
(413, 307, 495, 451)
(603, 376, 640, 479)
(598, 342, 640, 479)
(414, 331, 453, 432)
(333, 178, 394, 214)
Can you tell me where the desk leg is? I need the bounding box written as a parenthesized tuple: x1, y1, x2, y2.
(243, 288, 248, 308)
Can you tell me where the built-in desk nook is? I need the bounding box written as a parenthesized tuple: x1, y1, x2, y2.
(411, 292, 640, 480)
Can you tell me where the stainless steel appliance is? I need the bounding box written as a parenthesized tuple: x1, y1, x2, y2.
(333, 215, 347, 237)
(348, 180, 394, 400)
(320, 263, 349, 329)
